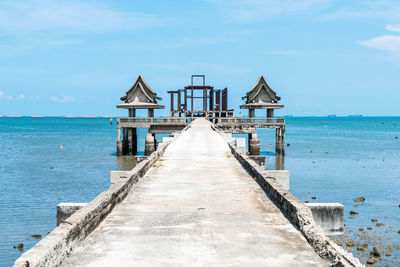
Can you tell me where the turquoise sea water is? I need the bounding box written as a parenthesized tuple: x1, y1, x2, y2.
(0, 117, 399, 266)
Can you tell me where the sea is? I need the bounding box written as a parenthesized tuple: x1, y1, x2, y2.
(0, 116, 399, 266)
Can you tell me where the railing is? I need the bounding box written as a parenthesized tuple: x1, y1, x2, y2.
(216, 117, 285, 125)
(119, 117, 187, 124)
(118, 117, 284, 125)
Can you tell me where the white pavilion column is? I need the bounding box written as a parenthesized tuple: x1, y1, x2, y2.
(249, 108, 255, 118)
(267, 109, 274, 118)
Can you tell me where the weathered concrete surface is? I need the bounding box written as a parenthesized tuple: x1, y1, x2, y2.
(249, 155, 266, 166)
(56, 203, 86, 226)
(224, 135, 362, 266)
(61, 119, 326, 266)
(262, 170, 290, 190)
(109, 171, 130, 186)
(306, 203, 344, 236)
(234, 137, 246, 154)
(14, 133, 177, 267)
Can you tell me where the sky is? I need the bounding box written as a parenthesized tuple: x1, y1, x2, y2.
(0, 0, 399, 116)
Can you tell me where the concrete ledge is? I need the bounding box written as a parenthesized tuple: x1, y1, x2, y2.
(56, 203, 86, 227)
(218, 136, 362, 266)
(134, 156, 147, 164)
(306, 203, 344, 236)
(110, 171, 130, 186)
(262, 170, 290, 190)
(234, 138, 246, 154)
(248, 155, 266, 166)
(14, 125, 192, 267)
(162, 137, 174, 143)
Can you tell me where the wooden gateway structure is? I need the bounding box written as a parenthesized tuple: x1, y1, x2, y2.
(167, 75, 234, 118)
(117, 75, 285, 157)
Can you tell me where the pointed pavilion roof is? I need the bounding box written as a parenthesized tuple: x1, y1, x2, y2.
(118, 75, 164, 109)
(240, 76, 283, 109)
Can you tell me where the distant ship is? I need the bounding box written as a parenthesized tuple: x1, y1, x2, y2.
(348, 114, 363, 118)
(328, 114, 336, 117)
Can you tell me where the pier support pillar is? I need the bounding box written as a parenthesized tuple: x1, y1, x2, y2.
(122, 128, 129, 155)
(127, 128, 133, 155)
(123, 128, 137, 155)
(128, 128, 137, 155)
(248, 133, 260, 155)
(145, 133, 156, 156)
(275, 127, 285, 155)
(117, 126, 123, 156)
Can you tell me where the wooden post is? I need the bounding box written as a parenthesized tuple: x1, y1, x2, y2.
(177, 90, 181, 117)
(170, 93, 174, 116)
(184, 88, 187, 112)
(203, 89, 207, 111)
(148, 109, 154, 117)
(191, 88, 194, 112)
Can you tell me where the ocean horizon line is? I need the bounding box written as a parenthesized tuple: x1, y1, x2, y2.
(0, 115, 399, 118)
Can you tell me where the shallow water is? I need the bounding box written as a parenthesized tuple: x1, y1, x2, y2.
(0, 117, 399, 266)
(0, 117, 143, 266)
(259, 117, 400, 265)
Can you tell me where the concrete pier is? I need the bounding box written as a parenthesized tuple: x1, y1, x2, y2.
(248, 132, 260, 155)
(60, 119, 325, 266)
(56, 203, 86, 227)
(16, 119, 360, 267)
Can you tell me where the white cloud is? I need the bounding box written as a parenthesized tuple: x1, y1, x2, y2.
(50, 94, 75, 103)
(0, 92, 35, 100)
(319, 9, 381, 21)
(16, 94, 24, 100)
(318, 1, 400, 21)
(0, 90, 15, 100)
(386, 25, 400, 33)
(359, 35, 400, 52)
(0, 0, 160, 34)
(359, 25, 400, 52)
(207, 0, 332, 23)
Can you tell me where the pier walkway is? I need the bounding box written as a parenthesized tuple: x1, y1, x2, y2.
(62, 119, 325, 266)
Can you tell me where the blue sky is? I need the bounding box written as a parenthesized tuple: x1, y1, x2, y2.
(0, 0, 399, 116)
